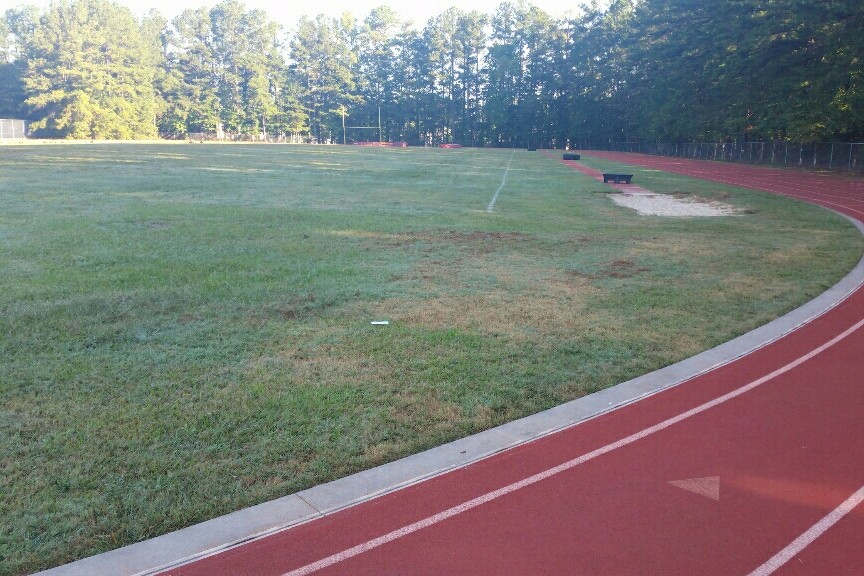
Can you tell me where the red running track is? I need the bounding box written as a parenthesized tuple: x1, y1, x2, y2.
(160, 154, 864, 576)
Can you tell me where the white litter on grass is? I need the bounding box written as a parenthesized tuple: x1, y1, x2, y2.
(370, 321, 390, 325)
(609, 192, 737, 217)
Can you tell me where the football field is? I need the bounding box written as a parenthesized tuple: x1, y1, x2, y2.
(1, 143, 861, 574)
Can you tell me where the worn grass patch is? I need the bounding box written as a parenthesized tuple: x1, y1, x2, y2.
(1, 143, 862, 574)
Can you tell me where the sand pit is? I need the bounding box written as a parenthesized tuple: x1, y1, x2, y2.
(609, 190, 736, 217)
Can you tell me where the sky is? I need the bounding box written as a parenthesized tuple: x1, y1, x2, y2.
(1, 0, 609, 31)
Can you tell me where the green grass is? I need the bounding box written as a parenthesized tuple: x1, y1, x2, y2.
(1, 143, 861, 574)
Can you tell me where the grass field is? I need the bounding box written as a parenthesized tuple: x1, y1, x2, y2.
(1, 143, 862, 574)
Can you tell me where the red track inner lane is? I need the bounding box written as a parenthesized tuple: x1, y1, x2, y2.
(160, 154, 864, 576)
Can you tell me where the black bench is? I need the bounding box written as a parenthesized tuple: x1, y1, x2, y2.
(563, 153, 580, 161)
(603, 173, 633, 184)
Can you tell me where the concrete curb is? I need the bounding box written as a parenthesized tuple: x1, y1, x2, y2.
(35, 213, 864, 576)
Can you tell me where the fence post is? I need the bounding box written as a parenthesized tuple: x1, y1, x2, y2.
(829, 143, 834, 170)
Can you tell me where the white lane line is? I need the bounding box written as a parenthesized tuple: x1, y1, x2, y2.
(486, 149, 516, 212)
(747, 483, 864, 576)
(282, 317, 864, 576)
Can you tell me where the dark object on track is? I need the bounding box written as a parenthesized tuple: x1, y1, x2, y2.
(603, 173, 633, 184)
(563, 153, 581, 160)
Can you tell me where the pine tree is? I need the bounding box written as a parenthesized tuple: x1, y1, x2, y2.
(0, 11, 28, 118)
(21, 0, 158, 139)
(289, 14, 359, 143)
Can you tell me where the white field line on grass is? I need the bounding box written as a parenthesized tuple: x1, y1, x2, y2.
(486, 149, 516, 212)
(282, 316, 864, 576)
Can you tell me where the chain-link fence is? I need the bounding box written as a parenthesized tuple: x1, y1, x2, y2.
(161, 132, 305, 143)
(0, 119, 27, 139)
(581, 141, 864, 174)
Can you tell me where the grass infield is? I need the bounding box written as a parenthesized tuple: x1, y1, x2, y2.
(1, 144, 862, 574)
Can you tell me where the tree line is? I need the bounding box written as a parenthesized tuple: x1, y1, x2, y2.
(1, 0, 861, 145)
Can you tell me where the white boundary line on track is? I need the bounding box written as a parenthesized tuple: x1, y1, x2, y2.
(486, 149, 516, 212)
(747, 484, 864, 575)
(282, 317, 864, 576)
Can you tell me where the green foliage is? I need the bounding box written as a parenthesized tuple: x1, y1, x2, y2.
(622, 0, 864, 142)
(290, 14, 360, 143)
(17, 0, 157, 139)
(485, 2, 562, 146)
(0, 7, 34, 118)
(161, 7, 221, 135)
(352, 7, 404, 140)
(159, 1, 285, 138)
(0, 60, 26, 118)
(419, 8, 489, 144)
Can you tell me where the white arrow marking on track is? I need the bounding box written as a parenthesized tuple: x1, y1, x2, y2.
(669, 476, 720, 501)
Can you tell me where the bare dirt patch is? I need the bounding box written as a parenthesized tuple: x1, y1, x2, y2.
(569, 259, 652, 280)
(592, 260, 651, 278)
(372, 278, 605, 340)
(630, 237, 723, 258)
(266, 294, 317, 321)
(444, 231, 530, 243)
(331, 229, 532, 247)
(610, 191, 737, 217)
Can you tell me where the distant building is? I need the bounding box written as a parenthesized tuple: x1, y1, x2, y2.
(0, 119, 27, 138)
